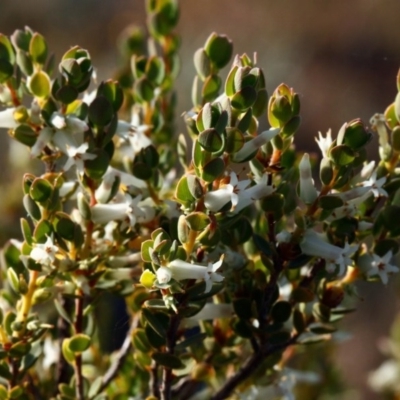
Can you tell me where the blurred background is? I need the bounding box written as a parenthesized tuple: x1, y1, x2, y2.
(1, 0, 400, 398)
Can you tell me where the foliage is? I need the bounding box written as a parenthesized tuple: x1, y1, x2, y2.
(0, 1, 399, 399)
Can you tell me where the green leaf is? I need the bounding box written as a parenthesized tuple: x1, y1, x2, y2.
(185, 212, 210, 231)
(29, 33, 47, 65)
(12, 124, 37, 147)
(392, 126, 400, 152)
(193, 48, 211, 80)
(231, 86, 257, 111)
(293, 309, 306, 333)
(61, 339, 75, 364)
(318, 195, 344, 210)
(271, 301, 292, 323)
(202, 74, 221, 102)
(134, 76, 154, 102)
(142, 308, 168, 337)
(252, 89, 268, 117)
(0, 34, 15, 63)
(309, 322, 337, 334)
(55, 85, 79, 104)
(20, 218, 32, 245)
(0, 60, 13, 83)
(198, 128, 223, 153)
(28, 70, 51, 98)
(281, 115, 301, 138)
(271, 95, 292, 124)
(225, 127, 244, 154)
(132, 328, 152, 353)
(33, 219, 52, 243)
(23, 194, 41, 220)
(55, 216, 75, 241)
(146, 56, 165, 85)
(97, 80, 124, 112)
(152, 352, 185, 369)
(201, 157, 225, 182)
(84, 149, 109, 180)
(67, 334, 91, 353)
(88, 96, 113, 127)
(225, 65, 238, 96)
(29, 178, 52, 203)
(54, 299, 72, 324)
(343, 119, 371, 150)
(175, 175, 196, 204)
(233, 298, 252, 320)
(329, 145, 355, 166)
(204, 33, 233, 69)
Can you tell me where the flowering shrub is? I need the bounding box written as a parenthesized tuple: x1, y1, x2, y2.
(0, 1, 399, 399)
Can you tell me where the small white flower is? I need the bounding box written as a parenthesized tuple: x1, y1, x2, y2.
(30, 127, 53, 157)
(232, 128, 280, 162)
(368, 360, 400, 393)
(30, 236, 59, 266)
(315, 129, 333, 158)
(204, 172, 250, 212)
(42, 337, 59, 370)
(204, 172, 274, 213)
(62, 142, 97, 172)
(91, 194, 154, 228)
(300, 230, 358, 275)
(361, 170, 388, 198)
(50, 112, 88, 135)
(156, 258, 224, 293)
(366, 250, 399, 285)
(299, 153, 318, 204)
(156, 266, 173, 284)
(106, 167, 147, 189)
(0, 107, 18, 129)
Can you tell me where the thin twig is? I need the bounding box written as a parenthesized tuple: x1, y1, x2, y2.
(210, 335, 299, 400)
(160, 315, 180, 400)
(150, 363, 160, 399)
(56, 296, 72, 392)
(95, 315, 139, 396)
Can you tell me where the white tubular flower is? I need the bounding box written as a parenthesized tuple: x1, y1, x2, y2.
(30, 127, 53, 157)
(50, 112, 88, 135)
(361, 170, 388, 198)
(204, 172, 274, 213)
(156, 258, 224, 293)
(204, 172, 251, 212)
(232, 128, 280, 162)
(107, 253, 142, 269)
(91, 195, 154, 228)
(0, 107, 18, 129)
(300, 230, 358, 275)
(315, 129, 333, 158)
(366, 250, 399, 285)
(42, 337, 59, 370)
(299, 153, 318, 204)
(235, 174, 275, 213)
(30, 236, 59, 266)
(106, 167, 147, 189)
(95, 172, 118, 203)
(116, 120, 152, 153)
(62, 143, 97, 172)
(184, 303, 233, 327)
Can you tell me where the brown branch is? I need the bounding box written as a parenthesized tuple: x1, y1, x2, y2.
(210, 335, 299, 400)
(160, 315, 180, 400)
(94, 315, 139, 397)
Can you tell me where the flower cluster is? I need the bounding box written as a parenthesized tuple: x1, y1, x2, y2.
(0, 7, 399, 400)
